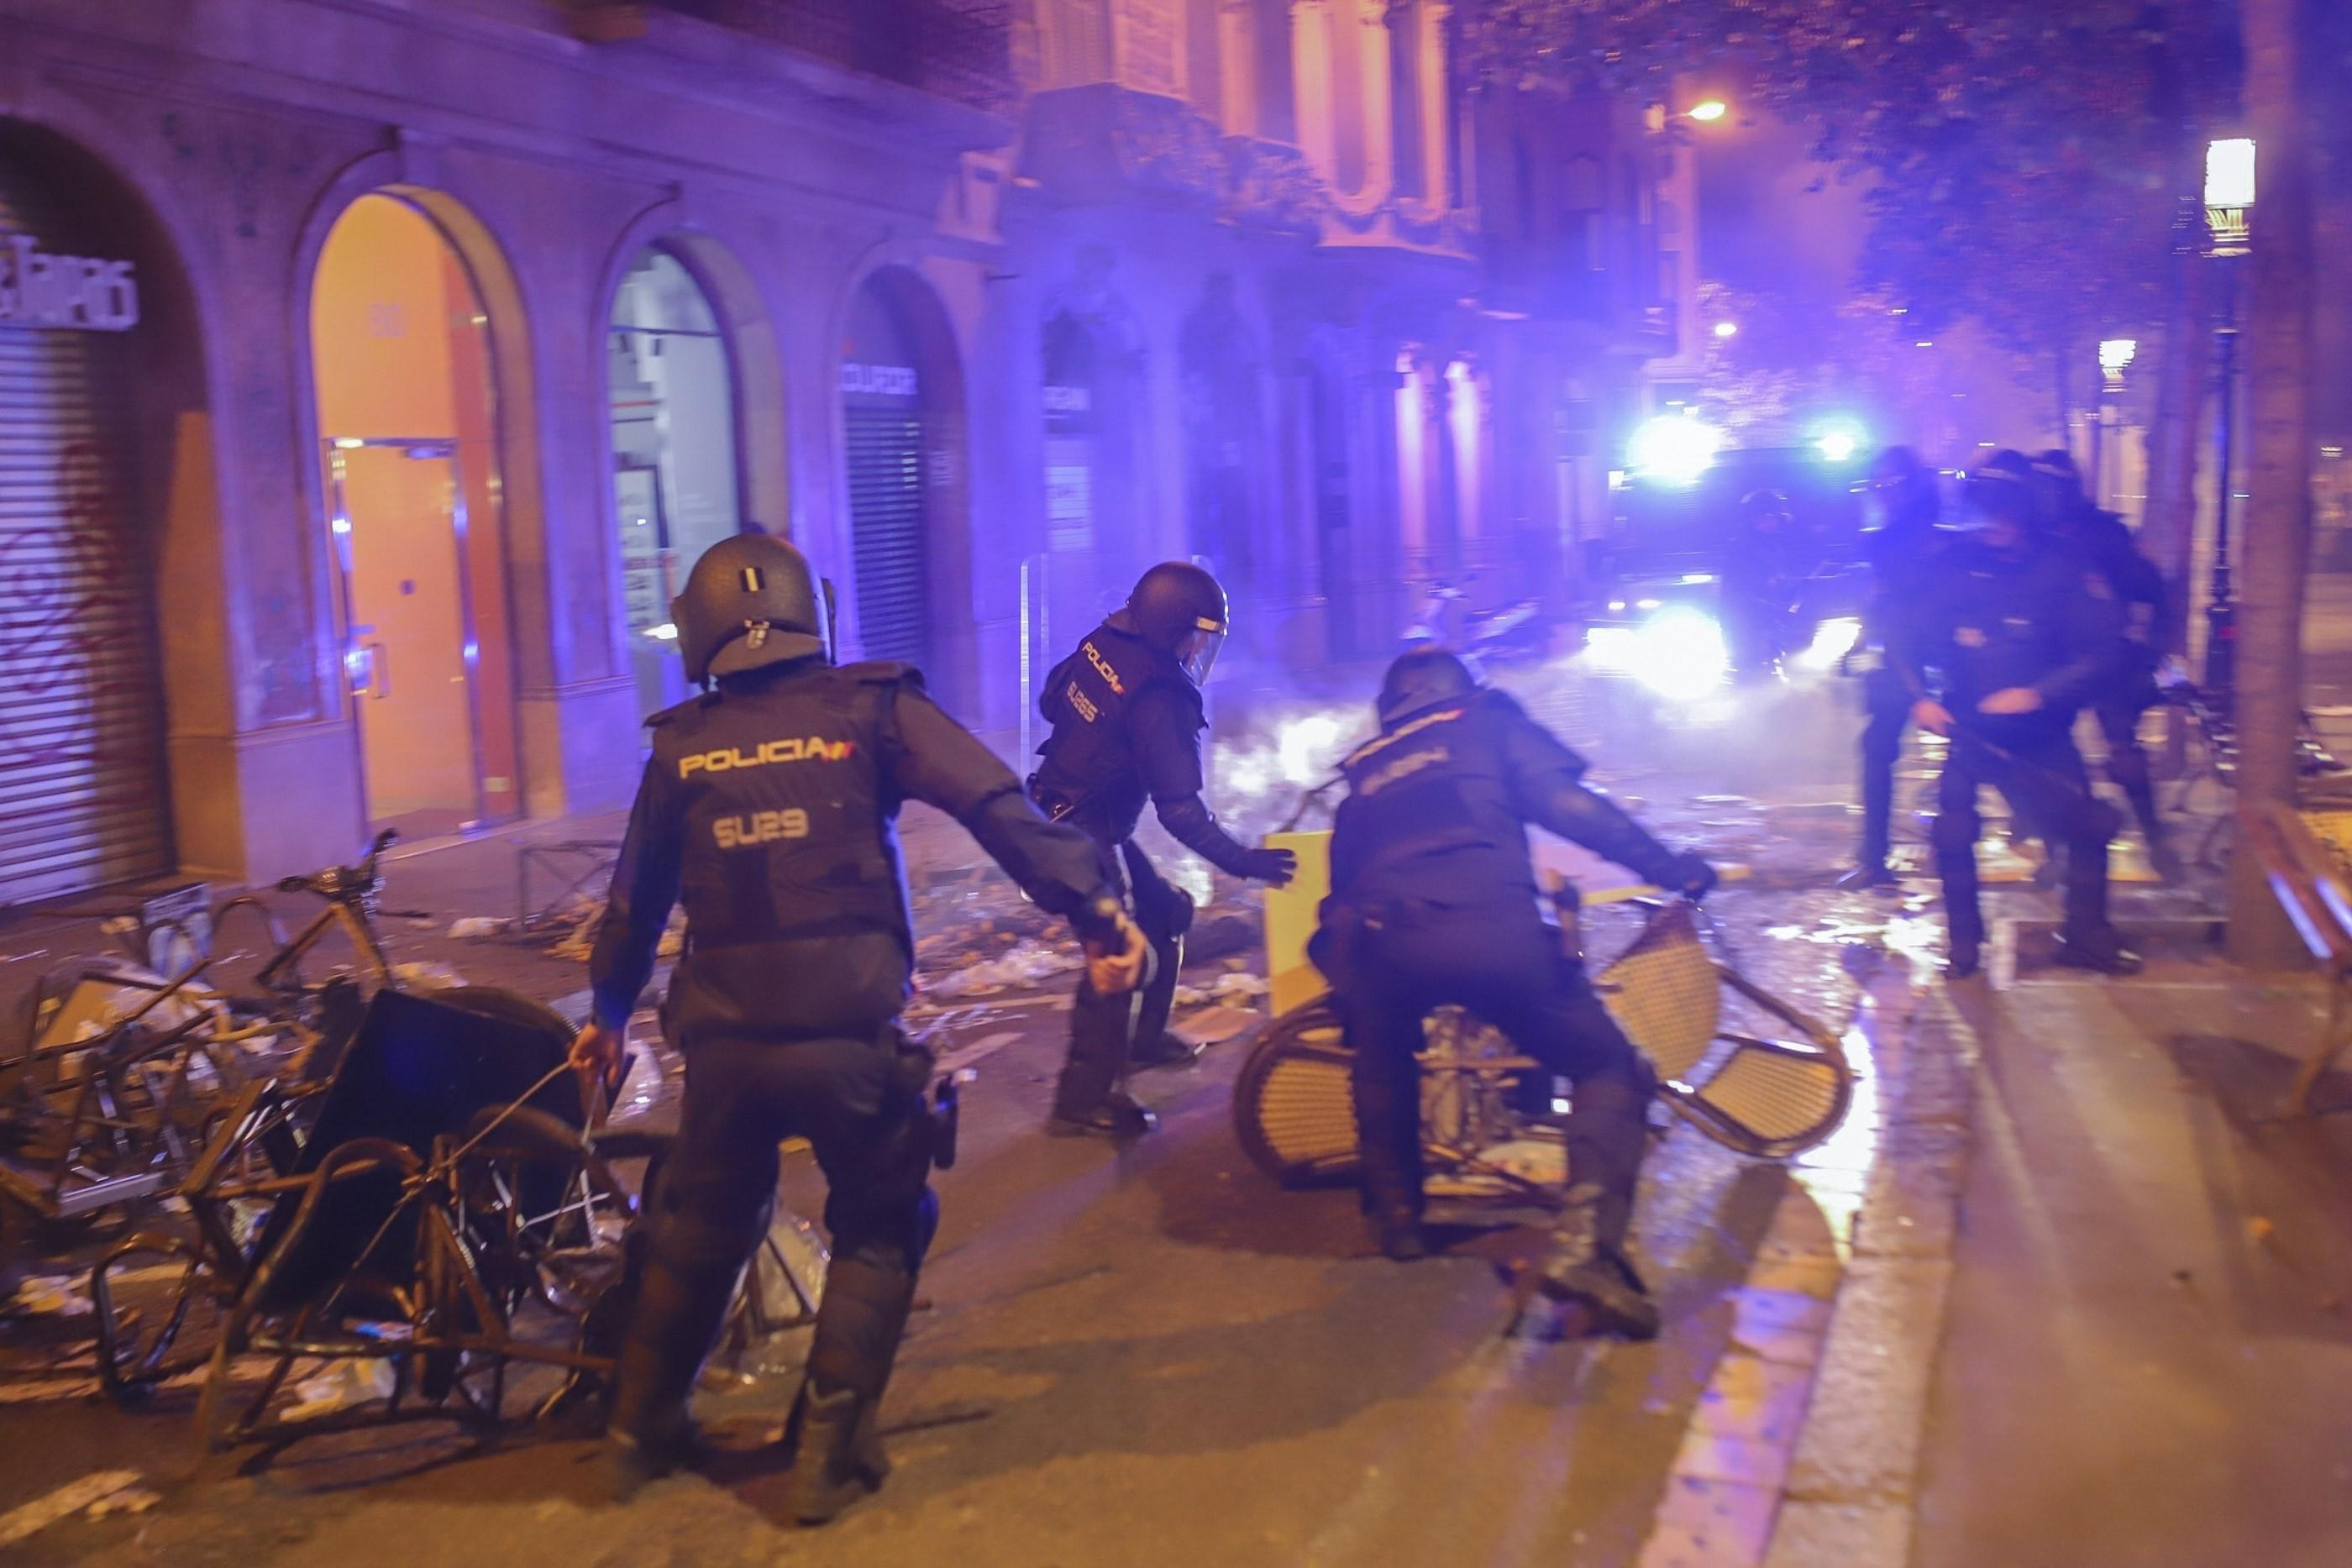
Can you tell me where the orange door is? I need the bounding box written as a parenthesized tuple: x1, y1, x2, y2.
(336, 444, 481, 835)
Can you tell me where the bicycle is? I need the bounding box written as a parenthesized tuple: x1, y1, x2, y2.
(3, 832, 428, 1258)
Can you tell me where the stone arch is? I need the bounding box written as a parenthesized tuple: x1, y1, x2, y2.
(593, 211, 789, 712)
(291, 153, 548, 821)
(0, 112, 223, 892)
(828, 254, 976, 705)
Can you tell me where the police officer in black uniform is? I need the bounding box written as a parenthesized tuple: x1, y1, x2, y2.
(571, 534, 1146, 1519)
(2035, 448, 2181, 883)
(1843, 446, 1947, 890)
(1313, 650, 1714, 1337)
(1899, 453, 2141, 979)
(1030, 562, 1297, 1138)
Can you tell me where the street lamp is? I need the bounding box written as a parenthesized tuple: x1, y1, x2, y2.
(2094, 338, 2137, 508)
(2203, 136, 2255, 699)
(1646, 98, 1734, 134)
(1712, 319, 1739, 339)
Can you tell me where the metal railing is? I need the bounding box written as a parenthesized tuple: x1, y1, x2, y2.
(599, 1, 1012, 111)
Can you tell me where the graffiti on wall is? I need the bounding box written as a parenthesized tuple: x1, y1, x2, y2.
(0, 442, 130, 767)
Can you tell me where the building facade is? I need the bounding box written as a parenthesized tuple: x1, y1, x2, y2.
(0, 0, 1672, 909)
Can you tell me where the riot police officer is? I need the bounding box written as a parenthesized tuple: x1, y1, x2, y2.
(570, 534, 1145, 1518)
(1844, 447, 1947, 890)
(1900, 454, 2141, 978)
(2035, 449, 2181, 882)
(1313, 650, 1714, 1338)
(1030, 562, 1297, 1138)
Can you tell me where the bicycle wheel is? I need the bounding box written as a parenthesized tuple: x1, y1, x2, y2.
(1231, 1004, 1359, 1186)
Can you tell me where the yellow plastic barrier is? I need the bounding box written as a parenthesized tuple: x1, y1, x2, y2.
(1263, 829, 1335, 1017)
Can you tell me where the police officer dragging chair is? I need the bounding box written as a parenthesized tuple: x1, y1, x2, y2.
(1311, 649, 1714, 1339)
(570, 533, 1147, 1518)
(1030, 562, 1296, 1139)
(1898, 451, 2141, 979)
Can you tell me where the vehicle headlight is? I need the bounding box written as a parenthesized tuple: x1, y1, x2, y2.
(1634, 608, 1729, 700)
(1797, 616, 1863, 673)
(1582, 625, 1641, 674)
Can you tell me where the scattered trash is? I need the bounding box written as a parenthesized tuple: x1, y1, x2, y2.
(84, 1485, 160, 1521)
(3, 1274, 93, 1319)
(0, 1471, 149, 1550)
(283, 1357, 397, 1422)
(391, 960, 466, 992)
(925, 942, 1083, 1000)
(1209, 973, 1268, 1004)
(448, 915, 512, 940)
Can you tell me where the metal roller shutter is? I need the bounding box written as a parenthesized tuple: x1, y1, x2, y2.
(0, 176, 171, 909)
(845, 403, 931, 669)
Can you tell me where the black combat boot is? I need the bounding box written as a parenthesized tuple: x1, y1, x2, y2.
(2052, 929, 2143, 976)
(1536, 1186, 1660, 1341)
(601, 1257, 740, 1502)
(787, 1259, 916, 1526)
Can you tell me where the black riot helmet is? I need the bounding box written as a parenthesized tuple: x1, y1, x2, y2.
(1116, 560, 1230, 685)
(1858, 445, 1938, 532)
(1377, 648, 1482, 728)
(672, 532, 832, 685)
(2033, 448, 2090, 524)
(1959, 449, 2040, 537)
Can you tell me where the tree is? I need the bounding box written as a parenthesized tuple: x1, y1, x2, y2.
(1457, 3, 2227, 412)
(2225, 0, 2318, 967)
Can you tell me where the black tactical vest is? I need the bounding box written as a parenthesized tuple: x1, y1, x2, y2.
(1335, 691, 1540, 905)
(1033, 621, 1196, 842)
(649, 662, 915, 956)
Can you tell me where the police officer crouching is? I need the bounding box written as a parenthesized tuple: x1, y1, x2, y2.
(570, 534, 1146, 1518)
(1313, 650, 1714, 1338)
(1031, 562, 1297, 1138)
(1899, 452, 2141, 979)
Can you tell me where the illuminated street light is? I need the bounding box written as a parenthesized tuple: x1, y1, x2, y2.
(2202, 136, 2256, 697)
(2098, 338, 2138, 380)
(1646, 97, 1734, 133)
(2205, 138, 2256, 214)
(1713, 320, 1739, 339)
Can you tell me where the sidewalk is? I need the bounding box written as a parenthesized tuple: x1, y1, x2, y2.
(1908, 963, 2352, 1566)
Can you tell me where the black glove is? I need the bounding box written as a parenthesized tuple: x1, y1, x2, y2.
(1071, 892, 1127, 946)
(1669, 852, 1718, 902)
(1238, 846, 1299, 888)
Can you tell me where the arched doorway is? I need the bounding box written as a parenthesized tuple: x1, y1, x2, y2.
(1037, 281, 1146, 658)
(1180, 273, 1267, 600)
(607, 247, 743, 716)
(310, 193, 521, 838)
(0, 122, 187, 907)
(839, 275, 937, 668)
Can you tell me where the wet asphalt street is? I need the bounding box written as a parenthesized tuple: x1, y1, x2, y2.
(7, 647, 2350, 1565)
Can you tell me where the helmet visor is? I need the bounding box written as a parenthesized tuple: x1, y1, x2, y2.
(1176, 618, 1227, 685)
